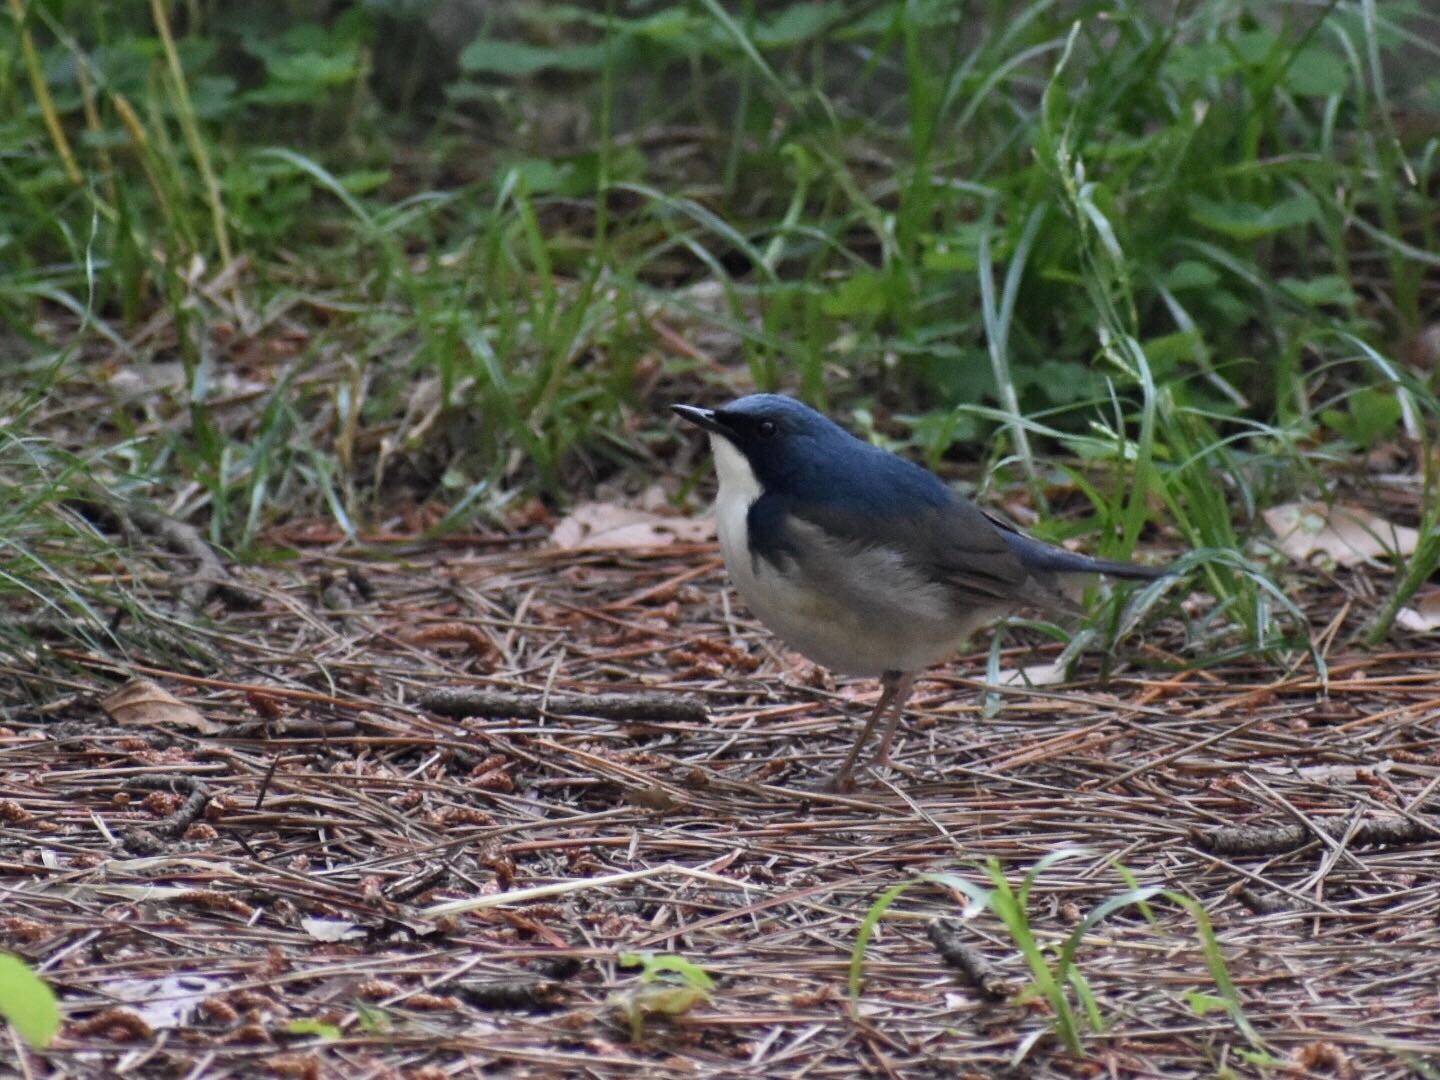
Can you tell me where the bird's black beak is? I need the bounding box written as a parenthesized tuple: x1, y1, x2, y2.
(671, 403, 726, 436)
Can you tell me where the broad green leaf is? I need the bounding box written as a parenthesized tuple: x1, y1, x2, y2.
(1163, 42, 1234, 85)
(630, 9, 701, 45)
(1162, 260, 1220, 291)
(755, 1, 847, 47)
(1232, 28, 1278, 66)
(1029, 359, 1101, 405)
(460, 38, 611, 76)
(339, 169, 390, 196)
(1140, 331, 1206, 376)
(265, 49, 362, 88)
(921, 224, 997, 273)
(1280, 275, 1356, 308)
(1188, 194, 1319, 240)
(0, 953, 60, 1049)
(1285, 48, 1350, 96)
(460, 39, 561, 76)
(189, 75, 238, 120)
(1321, 387, 1402, 445)
(921, 245, 977, 273)
(820, 270, 888, 317)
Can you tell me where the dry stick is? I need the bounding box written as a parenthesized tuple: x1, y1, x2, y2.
(384, 863, 450, 904)
(126, 506, 233, 611)
(1196, 814, 1439, 857)
(419, 686, 708, 723)
(255, 754, 284, 810)
(528, 739, 708, 810)
(231, 717, 357, 739)
(925, 920, 1008, 1000)
(422, 862, 759, 919)
(979, 718, 1122, 773)
(1229, 883, 1299, 915)
(942, 676, 1179, 719)
(1403, 772, 1440, 815)
(1131, 669, 1204, 706)
(1247, 775, 1378, 887)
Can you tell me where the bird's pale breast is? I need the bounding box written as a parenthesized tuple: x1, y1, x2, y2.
(708, 435, 990, 676)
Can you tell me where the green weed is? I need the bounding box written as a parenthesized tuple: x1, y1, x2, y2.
(611, 951, 715, 1042)
(850, 851, 1261, 1059)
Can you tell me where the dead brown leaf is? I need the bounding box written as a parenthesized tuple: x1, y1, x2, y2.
(101, 678, 223, 735)
(1263, 501, 1418, 567)
(550, 501, 713, 551)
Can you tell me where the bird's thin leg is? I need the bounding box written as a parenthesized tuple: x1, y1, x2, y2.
(832, 670, 904, 791)
(871, 670, 916, 767)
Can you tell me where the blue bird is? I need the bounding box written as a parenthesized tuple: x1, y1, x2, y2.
(672, 393, 1169, 790)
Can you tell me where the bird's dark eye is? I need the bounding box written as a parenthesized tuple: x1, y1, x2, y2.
(758, 420, 777, 438)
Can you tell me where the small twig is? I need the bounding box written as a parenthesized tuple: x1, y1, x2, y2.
(255, 753, 283, 810)
(384, 863, 449, 903)
(452, 978, 569, 1012)
(78, 500, 249, 612)
(1228, 883, 1299, 915)
(127, 507, 233, 611)
(231, 717, 357, 739)
(120, 774, 211, 852)
(422, 862, 755, 919)
(925, 920, 1008, 1000)
(419, 687, 708, 723)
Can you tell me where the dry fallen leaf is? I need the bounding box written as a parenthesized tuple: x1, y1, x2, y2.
(1396, 589, 1440, 633)
(101, 974, 223, 1030)
(301, 917, 368, 943)
(550, 501, 713, 551)
(626, 785, 683, 812)
(101, 678, 223, 735)
(1263, 501, 1418, 567)
(995, 661, 1068, 688)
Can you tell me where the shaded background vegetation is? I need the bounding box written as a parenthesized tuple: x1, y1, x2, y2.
(2, 0, 1438, 651)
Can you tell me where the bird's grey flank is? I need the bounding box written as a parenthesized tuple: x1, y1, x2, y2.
(673, 393, 1171, 791)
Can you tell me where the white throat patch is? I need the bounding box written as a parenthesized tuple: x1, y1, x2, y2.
(710, 434, 761, 507)
(709, 434, 761, 572)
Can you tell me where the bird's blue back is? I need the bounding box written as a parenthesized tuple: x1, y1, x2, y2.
(722, 396, 969, 570)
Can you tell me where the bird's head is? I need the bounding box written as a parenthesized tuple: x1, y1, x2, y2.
(672, 394, 851, 494)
